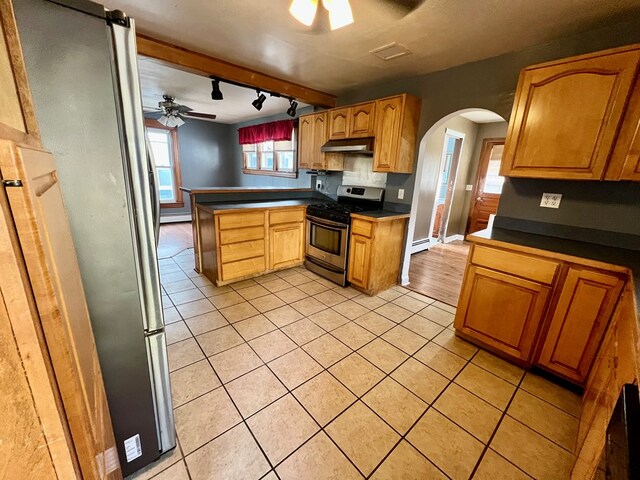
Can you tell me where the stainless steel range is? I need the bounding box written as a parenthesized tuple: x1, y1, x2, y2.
(305, 186, 384, 286)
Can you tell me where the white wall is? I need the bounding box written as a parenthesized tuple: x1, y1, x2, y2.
(412, 116, 478, 242)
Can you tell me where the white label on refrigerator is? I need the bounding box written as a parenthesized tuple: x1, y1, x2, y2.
(124, 434, 142, 462)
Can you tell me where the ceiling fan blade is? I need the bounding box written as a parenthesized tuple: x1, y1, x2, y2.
(177, 105, 193, 113)
(182, 111, 217, 122)
(143, 105, 162, 112)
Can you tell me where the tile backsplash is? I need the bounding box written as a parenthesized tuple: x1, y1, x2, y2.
(342, 155, 387, 188)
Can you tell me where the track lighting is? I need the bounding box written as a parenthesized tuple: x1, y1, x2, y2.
(287, 99, 298, 117)
(252, 91, 267, 111)
(210, 79, 223, 100)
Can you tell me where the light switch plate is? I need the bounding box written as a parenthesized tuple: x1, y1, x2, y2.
(465, 184, 473, 191)
(316, 179, 323, 191)
(540, 193, 562, 208)
(398, 189, 405, 200)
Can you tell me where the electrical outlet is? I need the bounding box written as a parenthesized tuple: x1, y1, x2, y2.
(540, 192, 562, 208)
(465, 184, 473, 191)
(398, 189, 405, 200)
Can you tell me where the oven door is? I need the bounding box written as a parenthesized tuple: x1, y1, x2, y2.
(306, 215, 349, 270)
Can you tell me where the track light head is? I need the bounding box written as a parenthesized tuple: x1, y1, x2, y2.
(210, 79, 223, 100)
(252, 91, 267, 111)
(287, 98, 299, 117)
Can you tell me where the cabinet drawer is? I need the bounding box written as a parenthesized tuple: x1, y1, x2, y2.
(220, 240, 265, 264)
(269, 209, 304, 225)
(471, 245, 559, 284)
(351, 219, 373, 238)
(221, 256, 266, 282)
(218, 211, 265, 230)
(219, 226, 264, 245)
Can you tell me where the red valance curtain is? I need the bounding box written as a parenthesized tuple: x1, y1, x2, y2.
(238, 119, 295, 145)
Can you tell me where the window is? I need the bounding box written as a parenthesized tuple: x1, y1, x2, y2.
(242, 132, 297, 178)
(145, 119, 183, 208)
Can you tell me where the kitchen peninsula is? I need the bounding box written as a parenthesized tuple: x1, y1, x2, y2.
(181, 186, 410, 292)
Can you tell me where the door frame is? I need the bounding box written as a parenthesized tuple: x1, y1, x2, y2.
(465, 137, 505, 234)
(428, 128, 465, 244)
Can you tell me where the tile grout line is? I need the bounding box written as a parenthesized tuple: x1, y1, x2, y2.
(164, 257, 577, 480)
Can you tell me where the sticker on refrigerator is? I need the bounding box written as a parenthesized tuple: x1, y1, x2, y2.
(124, 434, 142, 462)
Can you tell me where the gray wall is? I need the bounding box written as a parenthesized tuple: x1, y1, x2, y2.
(230, 107, 314, 189)
(147, 117, 237, 217)
(337, 13, 640, 238)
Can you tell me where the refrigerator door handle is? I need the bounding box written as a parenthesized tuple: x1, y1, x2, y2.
(146, 332, 176, 453)
(146, 135, 160, 247)
(110, 19, 164, 333)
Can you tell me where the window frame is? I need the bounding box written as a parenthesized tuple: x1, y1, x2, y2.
(242, 129, 297, 178)
(145, 118, 184, 208)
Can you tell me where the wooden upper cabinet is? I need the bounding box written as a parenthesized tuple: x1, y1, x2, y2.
(373, 94, 421, 173)
(536, 266, 624, 384)
(328, 108, 350, 140)
(606, 74, 640, 181)
(311, 112, 327, 170)
(501, 46, 640, 180)
(297, 114, 314, 169)
(454, 265, 551, 362)
(349, 102, 376, 138)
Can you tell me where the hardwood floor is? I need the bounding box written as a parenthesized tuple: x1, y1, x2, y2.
(407, 241, 470, 307)
(158, 222, 193, 259)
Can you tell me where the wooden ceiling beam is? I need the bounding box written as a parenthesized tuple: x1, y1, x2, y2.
(135, 34, 337, 108)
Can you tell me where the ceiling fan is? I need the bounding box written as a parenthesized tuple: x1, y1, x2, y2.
(143, 95, 217, 127)
(289, 0, 425, 32)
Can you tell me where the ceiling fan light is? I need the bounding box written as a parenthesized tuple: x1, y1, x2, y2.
(323, 0, 353, 30)
(157, 115, 169, 126)
(289, 0, 318, 26)
(173, 116, 185, 127)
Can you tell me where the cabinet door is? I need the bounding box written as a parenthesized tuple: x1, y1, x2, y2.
(607, 76, 640, 181)
(328, 108, 350, 140)
(349, 102, 376, 138)
(312, 112, 327, 170)
(298, 115, 314, 169)
(454, 265, 550, 362)
(373, 96, 403, 172)
(269, 223, 304, 270)
(347, 234, 371, 288)
(501, 49, 640, 180)
(537, 267, 624, 384)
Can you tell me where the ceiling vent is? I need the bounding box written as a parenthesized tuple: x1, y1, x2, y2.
(369, 42, 412, 61)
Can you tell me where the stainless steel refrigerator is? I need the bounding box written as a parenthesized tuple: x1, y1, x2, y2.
(13, 0, 175, 475)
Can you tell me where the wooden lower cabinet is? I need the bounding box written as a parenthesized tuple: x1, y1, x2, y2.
(536, 266, 624, 384)
(199, 206, 305, 285)
(347, 216, 407, 295)
(347, 234, 371, 288)
(455, 241, 628, 385)
(455, 265, 551, 362)
(269, 222, 304, 270)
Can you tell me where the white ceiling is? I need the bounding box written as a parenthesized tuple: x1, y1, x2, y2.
(459, 110, 505, 123)
(104, 0, 639, 94)
(139, 58, 311, 124)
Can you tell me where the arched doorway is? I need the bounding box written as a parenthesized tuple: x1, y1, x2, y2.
(400, 108, 507, 306)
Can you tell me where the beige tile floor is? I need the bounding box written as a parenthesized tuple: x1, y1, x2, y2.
(129, 248, 582, 480)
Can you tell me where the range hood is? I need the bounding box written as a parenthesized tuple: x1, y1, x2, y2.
(320, 137, 374, 155)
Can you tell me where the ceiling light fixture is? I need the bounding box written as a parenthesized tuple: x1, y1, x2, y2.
(322, 0, 353, 30)
(252, 91, 267, 111)
(158, 114, 185, 128)
(287, 99, 299, 117)
(210, 79, 223, 100)
(289, 0, 353, 30)
(289, 0, 318, 26)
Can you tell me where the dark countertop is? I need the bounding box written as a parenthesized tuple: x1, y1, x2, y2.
(470, 227, 640, 308)
(181, 186, 314, 194)
(196, 198, 322, 212)
(352, 210, 411, 221)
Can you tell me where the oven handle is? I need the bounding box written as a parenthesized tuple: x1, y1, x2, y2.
(305, 255, 345, 273)
(306, 215, 349, 230)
